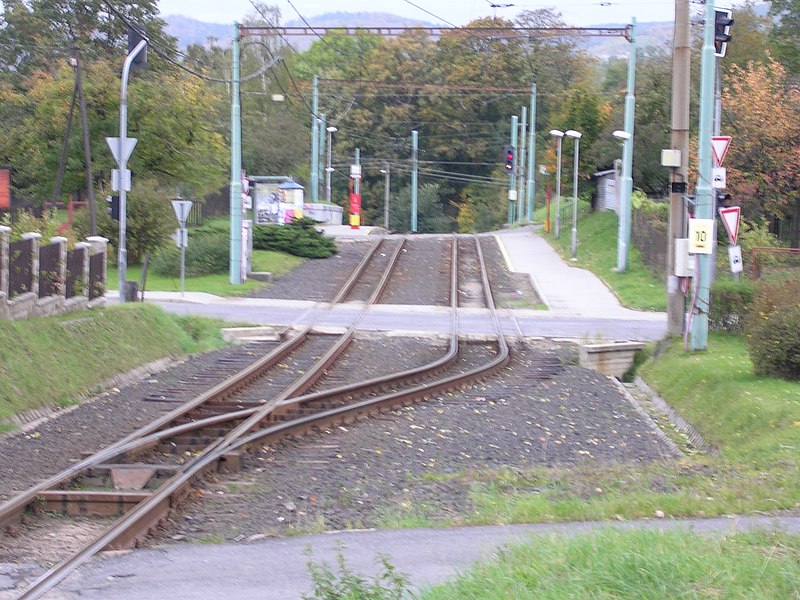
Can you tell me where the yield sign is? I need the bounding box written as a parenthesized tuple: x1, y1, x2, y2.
(718, 206, 741, 245)
(711, 136, 732, 166)
(171, 199, 193, 224)
(106, 137, 137, 165)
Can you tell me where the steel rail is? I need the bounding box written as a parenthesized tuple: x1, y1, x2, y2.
(14, 235, 511, 600)
(13, 237, 414, 599)
(0, 239, 390, 530)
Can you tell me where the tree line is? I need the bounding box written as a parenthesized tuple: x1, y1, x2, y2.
(0, 0, 797, 245)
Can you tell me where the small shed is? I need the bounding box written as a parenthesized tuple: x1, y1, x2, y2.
(593, 164, 621, 214)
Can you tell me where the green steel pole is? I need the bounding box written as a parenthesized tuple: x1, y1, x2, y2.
(318, 113, 326, 200)
(518, 106, 527, 223)
(690, 0, 717, 351)
(508, 115, 518, 225)
(310, 74, 319, 202)
(229, 23, 242, 285)
(354, 147, 360, 195)
(527, 83, 537, 222)
(616, 19, 637, 273)
(411, 131, 418, 232)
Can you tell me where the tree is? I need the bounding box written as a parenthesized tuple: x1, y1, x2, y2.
(723, 55, 800, 246)
(769, 0, 800, 75)
(389, 183, 453, 233)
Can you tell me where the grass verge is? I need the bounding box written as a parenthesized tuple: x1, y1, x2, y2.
(545, 210, 666, 311)
(421, 530, 800, 599)
(0, 304, 229, 426)
(107, 249, 304, 297)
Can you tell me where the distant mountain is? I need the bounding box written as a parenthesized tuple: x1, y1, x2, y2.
(164, 15, 232, 48)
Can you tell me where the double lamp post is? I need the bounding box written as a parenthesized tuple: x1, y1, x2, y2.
(549, 129, 582, 259)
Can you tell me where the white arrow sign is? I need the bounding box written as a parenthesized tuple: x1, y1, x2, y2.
(106, 137, 138, 165)
(711, 136, 732, 166)
(171, 199, 193, 224)
(718, 206, 741, 245)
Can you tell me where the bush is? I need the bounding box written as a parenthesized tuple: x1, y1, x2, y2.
(710, 278, 755, 333)
(253, 217, 336, 259)
(746, 278, 800, 381)
(150, 230, 229, 277)
(72, 179, 175, 264)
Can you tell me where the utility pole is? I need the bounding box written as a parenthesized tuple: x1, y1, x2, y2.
(518, 106, 527, 223)
(411, 131, 418, 232)
(616, 19, 637, 273)
(382, 164, 390, 229)
(72, 47, 97, 235)
(229, 24, 243, 285)
(690, 0, 717, 351)
(310, 74, 319, 202)
(667, 0, 690, 335)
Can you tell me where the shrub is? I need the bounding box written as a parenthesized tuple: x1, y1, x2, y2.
(746, 278, 800, 381)
(150, 230, 229, 277)
(253, 217, 336, 258)
(710, 278, 755, 333)
(72, 179, 175, 264)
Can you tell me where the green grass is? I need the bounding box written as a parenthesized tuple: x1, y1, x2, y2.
(422, 530, 800, 599)
(0, 304, 229, 425)
(108, 249, 304, 297)
(545, 209, 666, 311)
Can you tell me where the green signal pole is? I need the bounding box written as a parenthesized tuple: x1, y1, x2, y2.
(310, 74, 319, 202)
(526, 83, 537, 221)
(229, 23, 242, 285)
(690, 0, 717, 351)
(508, 115, 518, 225)
(616, 19, 637, 273)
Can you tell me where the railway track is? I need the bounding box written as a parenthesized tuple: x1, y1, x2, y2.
(2, 234, 510, 599)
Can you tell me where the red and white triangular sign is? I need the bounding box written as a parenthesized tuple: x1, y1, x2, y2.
(711, 136, 732, 166)
(718, 206, 741, 245)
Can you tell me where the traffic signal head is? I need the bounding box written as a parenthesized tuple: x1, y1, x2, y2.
(714, 9, 734, 58)
(504, 145, 515, 171)
(107, 195, 120, 221)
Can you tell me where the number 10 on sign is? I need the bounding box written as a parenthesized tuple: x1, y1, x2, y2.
(688, 219, 715, 254)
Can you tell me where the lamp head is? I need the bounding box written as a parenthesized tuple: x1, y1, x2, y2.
(327, 126, 338, 133)
(565, 130, 582, 139)
(612, 130, 631, 141)
(549, 129, 564, 138)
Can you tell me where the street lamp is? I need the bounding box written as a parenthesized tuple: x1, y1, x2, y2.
(565, 130, 582, 259)
(380, 164, 390, 229)
(549, 130, 564, 238)
(325, 126, 337, 202)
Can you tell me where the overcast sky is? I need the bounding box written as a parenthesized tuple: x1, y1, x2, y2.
(157, 0, 677, 28)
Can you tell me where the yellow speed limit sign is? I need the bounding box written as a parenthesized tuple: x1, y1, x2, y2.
(688, 218, 715, 254)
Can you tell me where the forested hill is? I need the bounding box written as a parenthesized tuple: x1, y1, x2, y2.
(164, 12, 672, 55)
(164, 12, 437, 49)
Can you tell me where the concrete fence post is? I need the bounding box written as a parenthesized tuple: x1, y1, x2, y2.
(21, 232, 42, 297)
(0, 225, 9, 300)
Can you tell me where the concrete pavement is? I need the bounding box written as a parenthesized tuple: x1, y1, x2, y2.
(52, 514, 800, 599)
(106, 228, 666, 341)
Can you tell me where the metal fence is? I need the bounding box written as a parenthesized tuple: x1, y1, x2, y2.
(88, 252, 104, 300)
(8, 238, 33, 298)
(38, 241, 61, 297)
(65, 247, 86, 299)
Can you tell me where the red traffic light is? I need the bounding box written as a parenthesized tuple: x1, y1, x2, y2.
(504, 145, 515, 171)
